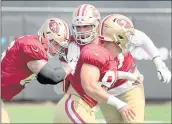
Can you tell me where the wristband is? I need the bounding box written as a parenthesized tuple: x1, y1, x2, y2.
(107, 95, 127, 110)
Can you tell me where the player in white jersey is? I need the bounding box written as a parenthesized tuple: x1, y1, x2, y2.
(130, 29, 171, 83)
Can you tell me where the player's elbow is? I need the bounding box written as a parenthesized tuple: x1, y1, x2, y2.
(27, 60, 47, 74)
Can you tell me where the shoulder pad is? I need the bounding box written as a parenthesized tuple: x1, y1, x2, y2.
(80, 44, 113, 68)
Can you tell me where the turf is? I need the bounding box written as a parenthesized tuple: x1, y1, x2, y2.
(4, 102, 171, 123)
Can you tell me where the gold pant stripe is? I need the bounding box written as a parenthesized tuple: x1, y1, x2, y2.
(65, 94, 86, 124)
(53, 94, 96, 123)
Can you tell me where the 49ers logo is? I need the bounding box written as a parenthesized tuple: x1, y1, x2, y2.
(117, 19, 131, 29)
(49, 21, 59, 33)
(92, 9, 100, 18)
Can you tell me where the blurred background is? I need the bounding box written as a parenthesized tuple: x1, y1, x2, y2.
(1, 1, 171, 123)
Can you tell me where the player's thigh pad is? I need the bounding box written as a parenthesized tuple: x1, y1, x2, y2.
(99, 83, 145, 123)
(53, 94, 96, 123)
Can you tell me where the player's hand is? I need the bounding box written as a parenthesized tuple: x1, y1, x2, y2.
(157, 62, 171, 84)
(117, 71, 143, 86)
(132, 76, 142, 86)
(67, 42, 80, 63)
(66, 42, 80, 75)
(119, 104, 136, 123)
(20, 74, 36, 86)
(127, 73, 143, 86)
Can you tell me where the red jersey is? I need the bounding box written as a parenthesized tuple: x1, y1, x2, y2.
(1, 35, 47, 101)
(67, 44, 118, 107)
(108, 53, 136, 90)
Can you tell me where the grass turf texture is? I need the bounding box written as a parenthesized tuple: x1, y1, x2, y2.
(4, 102, 171, 123)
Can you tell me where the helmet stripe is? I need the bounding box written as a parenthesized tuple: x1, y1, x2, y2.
(63, 21, 69, 41)
(81, 4, 87, 16)
(78, 4, 87, 16)
(100, 14, 114, 35)
(77, 5, 82, 16)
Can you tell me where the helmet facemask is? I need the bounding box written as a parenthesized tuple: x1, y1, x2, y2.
(123, 31, 136, 53)
(113, 31, 136, 53)
(46, 33, 68, 59)
(72, 24, 97, 45)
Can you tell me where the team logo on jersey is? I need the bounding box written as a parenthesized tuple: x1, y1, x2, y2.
(49, 21, 59, 33)
(117, 19, 131, 29)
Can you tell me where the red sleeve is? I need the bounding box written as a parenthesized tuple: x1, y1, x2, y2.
(23, 42, 47, 60)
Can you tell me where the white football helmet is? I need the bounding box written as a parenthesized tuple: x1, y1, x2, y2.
(72, 4, 101, 45)
(38, 18, 70, 58)
(99, 14, 135, 52)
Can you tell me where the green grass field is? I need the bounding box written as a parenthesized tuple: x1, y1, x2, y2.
(4, 102, 171, 123)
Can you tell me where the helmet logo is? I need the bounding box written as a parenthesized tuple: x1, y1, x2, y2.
(92, 9, 100, 18)
(49, 21, 59, 33)
(117, 19, 131, 29)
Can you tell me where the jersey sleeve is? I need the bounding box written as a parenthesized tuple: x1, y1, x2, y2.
(22, 41, 47, 60)
(135, 29, 159, 59)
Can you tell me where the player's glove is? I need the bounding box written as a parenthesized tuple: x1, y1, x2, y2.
(157, 63, 171, 84)
(153, 56, 171, 84)
(66, 42, 80, 75)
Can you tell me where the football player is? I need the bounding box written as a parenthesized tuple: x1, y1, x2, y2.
(53, 42, 142, 123)
(52, 3, 102, 94)
(102, 14, 171, 84)
(1, 18, 75, 123)
(53, 4, 143, 123)
(98, 14, 146, 123)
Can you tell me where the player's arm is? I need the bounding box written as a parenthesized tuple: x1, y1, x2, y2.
(24, 42, 73, 85)
(31, 41, 79, 85)
(80, 63, 135, 121)
(80, 63, 139, 103)
(137, 30, 171, 84)
(81, 63, 125, 109)
(117, 71, 142, 84)
(27, 60, 72, 85)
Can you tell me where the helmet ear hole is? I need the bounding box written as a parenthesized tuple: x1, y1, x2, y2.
(116, 41, 121, 45)
(113, 18, 117, 22)
(43, 33, 45, 38)
(118, 35, 123, 39)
